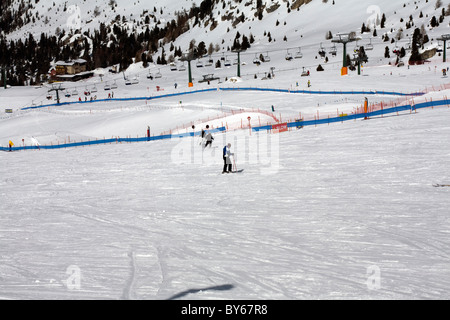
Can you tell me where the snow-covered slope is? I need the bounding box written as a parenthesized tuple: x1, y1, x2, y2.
(1, 100, 450, 300)
(1, 0, 450, 301)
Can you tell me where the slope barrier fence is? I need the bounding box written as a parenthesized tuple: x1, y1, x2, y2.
(2, 86, 449, 152)
(19, 86, 428, 112)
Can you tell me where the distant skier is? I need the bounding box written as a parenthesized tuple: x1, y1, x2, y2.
(222, 143, 234, 174)
(8, 140, 14, 152)
(204, 131, 214, 148)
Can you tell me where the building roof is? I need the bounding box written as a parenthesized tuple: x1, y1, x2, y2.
(55, 59, 87, 66)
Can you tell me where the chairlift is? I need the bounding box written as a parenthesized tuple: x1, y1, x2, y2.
(178, 62, 186, 71)
(64, 91, 71, 98)
(253, 54, 261, 65)
(104, 84, 111, 91)
(196, 59, 203, 68)
(353, 41, 360, 53)
(111, 81, 118, 89)
(406, 41, 412, 51)
(329, 44, 338, 56)
(155, 69, 162, 78)
(285, 50, 293, 61)
(301, 67, 309, 77)
(233, 58, 239, 65)
(437, 41, 443, 53)
(125, 77, 132, 85)
(205, 57, 213, 67)
(264, 52, 271, 62)
(147, 71, 154, 79)
(224, 56, 231, 67)
(46, 93, 53, 100)
(392, 41, 400, 55)
(72, 88, 79, 96)
(91, 85, 98, 93)
(169, 62, 178, 71)
(295, 47, 303, 59)
(365, 38, 373, 51)
(318, 43, 326, 57)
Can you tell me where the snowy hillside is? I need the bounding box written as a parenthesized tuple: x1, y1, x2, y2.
(1, 0, 450, 301)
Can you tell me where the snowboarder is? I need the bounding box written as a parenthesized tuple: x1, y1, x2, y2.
(204, 131, 214, 148)
(222, 143, 234, 173)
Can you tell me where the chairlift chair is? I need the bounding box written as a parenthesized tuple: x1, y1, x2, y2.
(111, 81, 118, 89)
(65, 91, 71, 98)
(205, 57, 213, 67)
(285, 50, 293, 61)
(155, 69, 162, 78)
(318, 43, 326, 57)
(264, 52, 271, 62)
(392, 41, 400, 55)
(104, 84, 111, 91)
(295, 47, 303, 59)
(406, 41, 412, 51)
(131, 76, 139, 85)
(353, 41, 360, 53)
(178, 63, 186, 71)
(224, 56, 231, 67)
(72, 88, 79, 96)
(170, 62, 178, 71)
(196, 59, 203, 68)
(329, 44, 337, 55)
(301, 67, 309, 77)
(253, 54, 261, 65)
(91, 85, 98, 93)
(365, 38, 373, 51)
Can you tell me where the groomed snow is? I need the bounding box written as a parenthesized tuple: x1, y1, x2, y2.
(1, 0, 450, 301)
(1, 99, 450, 299)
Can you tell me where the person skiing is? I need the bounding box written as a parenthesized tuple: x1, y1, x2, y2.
(204, 131, 214, 148)
(222, 143, 234, 173)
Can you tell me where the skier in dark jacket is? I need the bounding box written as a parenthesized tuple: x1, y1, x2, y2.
(204, 131, 214, 148)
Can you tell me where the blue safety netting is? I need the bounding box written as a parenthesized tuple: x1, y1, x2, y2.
(1, 127, 226, 152)
(252, 98, 448, 132)
(19, 86, 423, 111)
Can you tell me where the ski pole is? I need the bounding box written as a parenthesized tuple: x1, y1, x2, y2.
(233, 154, 237, 172)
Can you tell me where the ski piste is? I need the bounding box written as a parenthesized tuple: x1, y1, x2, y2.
(222, 169, 244, 174)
